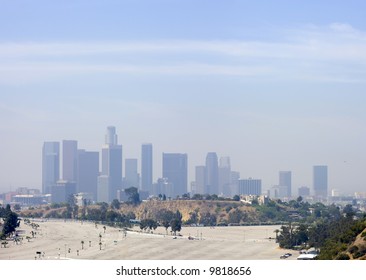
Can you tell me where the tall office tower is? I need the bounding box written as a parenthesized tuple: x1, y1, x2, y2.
(62, 140, 78, 182)
(97, 126, 122, 202)
(230, 171, 240, 196)
(298, 186, 310, 197)
(162, 153, 188, 197)
(141, 143, 153, 193)
(205, 152, 219, 195)
(125, 158, 139, 188)
(105, 126, 118, 145)
(42, 141, 60, 194)
(77, 150, 99, 200)
(195, 166, 206, 194)
(313, 165, 328, 198)
(219, 156, 231, 196)
(279, 171, 292, 198)
(238, 178, 262, 196)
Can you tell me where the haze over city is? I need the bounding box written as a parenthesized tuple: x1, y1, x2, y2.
(1, 1, 366, 195)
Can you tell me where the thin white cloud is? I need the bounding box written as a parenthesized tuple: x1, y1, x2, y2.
(1, 23, 366, 84)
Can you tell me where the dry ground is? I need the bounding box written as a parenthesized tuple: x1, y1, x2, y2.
(0, 220, 298, 260)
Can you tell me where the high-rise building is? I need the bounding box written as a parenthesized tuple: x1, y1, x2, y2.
(298, 186, 310, 197)
(238, 178, 262, 196)
(51, 180, 76, 203)
(42, 141, 60, 194)
(313, 165, 328, 198)
(125, 158, 139, 189)
(97, 126, 122, 202)
(279, 171, 292, 198)
(141, 143, 153, 194)
(219, 156, 231, 196)
(77, 150, 99, 200)
(205, 152, 219, 195)
(162, 153, 187, 197)
(62, 140, 78, 182)
(195, 166, 206, 195)
(230, 171, 240, 196)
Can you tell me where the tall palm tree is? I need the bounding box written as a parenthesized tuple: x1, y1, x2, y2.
(81, 240, 84, 250)
(274, 229, 280, 242)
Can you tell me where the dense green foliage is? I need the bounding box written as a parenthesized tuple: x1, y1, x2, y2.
(276, 202, 366, 260)
(0, 205, 20, 238)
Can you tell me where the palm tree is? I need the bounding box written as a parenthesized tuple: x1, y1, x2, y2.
(103, 226, 106, 233)
(99, 242, 102, 250)
(81, 240, 84, 250)
(274, 229, 280, 242)
(89, 240, 91, 247)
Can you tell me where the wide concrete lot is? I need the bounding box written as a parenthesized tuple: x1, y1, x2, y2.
(0, 220, 298, 260)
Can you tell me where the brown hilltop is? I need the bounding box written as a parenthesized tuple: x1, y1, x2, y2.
(120, 199, 257, 223)
(20, 199, 258, 225)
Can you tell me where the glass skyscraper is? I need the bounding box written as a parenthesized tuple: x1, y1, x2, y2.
(141, 143, 153, 193)
(162, 153, 187, 197)
(313, 165, 328, 198)
(42, 141, 60, 194)
(97, 126, 122, 202)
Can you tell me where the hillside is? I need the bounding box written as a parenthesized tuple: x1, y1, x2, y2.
(344, 228, 366, 260)
(120, 200, 258, 224)
(20, 200, 260, 225)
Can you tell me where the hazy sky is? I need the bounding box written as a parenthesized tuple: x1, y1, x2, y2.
(1, 0, 366, 195)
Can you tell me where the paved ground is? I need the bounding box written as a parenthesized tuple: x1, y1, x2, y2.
(0, 220, 299, 260)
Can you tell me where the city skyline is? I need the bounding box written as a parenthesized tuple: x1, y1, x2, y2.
(38, 127, 331, 200)
(1, 1, 366, 194)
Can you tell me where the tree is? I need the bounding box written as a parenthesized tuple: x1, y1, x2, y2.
(343, 204, 355, 218)
(156, 209, 174, 234)
(2, 210, 19, 236)
(170, 211, 183, 235)
(81, 241, 84, 250)
(111, 199, 121, 210)
(170, 219, 182, 235)
(140, 219, 158, 232)
(233, 195, 240, 201)
(199, 212, 217, 226)
(192, 194, 203, 200)
(13, 204, 21, 211)
(125, 187, 140, 205)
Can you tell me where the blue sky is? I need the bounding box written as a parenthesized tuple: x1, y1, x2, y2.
(1, 1, 366, 194)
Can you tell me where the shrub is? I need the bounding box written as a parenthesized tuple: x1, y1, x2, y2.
(336, 253, 350, 260)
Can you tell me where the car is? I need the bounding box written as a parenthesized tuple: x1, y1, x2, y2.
(280, 254, 288, 259)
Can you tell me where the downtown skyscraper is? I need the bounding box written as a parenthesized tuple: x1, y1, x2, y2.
(124, 158, 139, 189)
(62, 140, 78, 182)
(97, 126, 122, 202)
(313, 165, 328, 198)
(162, 153, 187, 197)
(279, 171, 292, 198)
(205, 152, 219, 195)
(141, 143, 153, 194)
(42, 141, 60, 194)
(77, 149, 99, 200)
